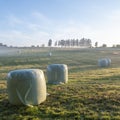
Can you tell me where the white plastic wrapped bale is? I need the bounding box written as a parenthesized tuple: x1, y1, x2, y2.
(98, 58, 111, 67)
(48, 52, 52, 57)
(107, 58, 111, 66)
(7, 69, 46, 106)
(47, 64, 68, 84)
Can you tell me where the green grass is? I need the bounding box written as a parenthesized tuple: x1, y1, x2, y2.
(0, 47, 120, 120)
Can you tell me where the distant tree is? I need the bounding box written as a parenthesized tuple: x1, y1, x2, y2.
(48, 39, 52, 47)
(112, 45, 116, 48)
(41, 44, 45, 47)
(79, 38, 92, 47)
(10, 45, 13, 48)
(79, 38, 85, 46)
(0, 43, 3, 46)
(65, 40, 69, 47)
(31, 45, 35, 48)
(73, 39, 76, 47)
(71, 39, 74, 46)
(60, 40, 65, 47)
(86, 39, 92, 47)
(36, 45, 40, 47)
(95, 42, 98, 48)
(76, 39, 79, 47)
(116, 44, 120, 48)
(0, 43, 7, 47)
(102, 44, 107, 48)
(54, 38, 92, 47)
(54, 41, 58, 46)
(67, 40, 71, 47)
(58, 40, 61, 47)
(3, 44, 7, 47)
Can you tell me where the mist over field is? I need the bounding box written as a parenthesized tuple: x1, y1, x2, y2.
(0, 47, 19, 56)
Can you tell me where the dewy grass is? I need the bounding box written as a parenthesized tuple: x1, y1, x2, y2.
(0, 47, 120, 119)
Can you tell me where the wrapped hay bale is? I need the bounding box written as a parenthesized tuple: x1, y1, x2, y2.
(47, 64, 68, 84)
(98, 58, 111, 67)
(48, 52, 52, 57)
(107, 58, 111, 66)
(7, 69, 46, 106)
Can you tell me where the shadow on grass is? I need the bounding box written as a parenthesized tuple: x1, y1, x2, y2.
(0, 98, 37, 120)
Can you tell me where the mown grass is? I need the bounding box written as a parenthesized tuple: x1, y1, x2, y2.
(0, 47, 120, 120)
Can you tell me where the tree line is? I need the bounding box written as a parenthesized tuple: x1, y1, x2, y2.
(0, 43, 7, 47)
(48, 38, 92, 47)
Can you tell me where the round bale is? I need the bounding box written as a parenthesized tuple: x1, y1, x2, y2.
(48, 52, 52, 57)
(106, 58, 111, 66)
(47, 64, 68, 84)
(98, 58, 111, 67)
(7, 69, 46, 106)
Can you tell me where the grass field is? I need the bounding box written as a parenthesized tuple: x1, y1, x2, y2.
(0, 47, 120, 120)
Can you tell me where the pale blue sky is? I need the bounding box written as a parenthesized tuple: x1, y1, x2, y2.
(0, 0, 120, 47)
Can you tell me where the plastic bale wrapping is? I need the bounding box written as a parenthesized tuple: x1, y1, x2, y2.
(47, 64, 68, 84)
(98, 58, 111, 67)
(7, 69, 47, 106)
(107, 58, 111, 66)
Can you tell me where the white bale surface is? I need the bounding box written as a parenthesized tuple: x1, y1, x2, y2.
(107, 58, 111, 66)
(98, 58, 111, 67)
(48, 52, 52, 56)
(47, 64, 68, 84)
(7, 69, 46, 106)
